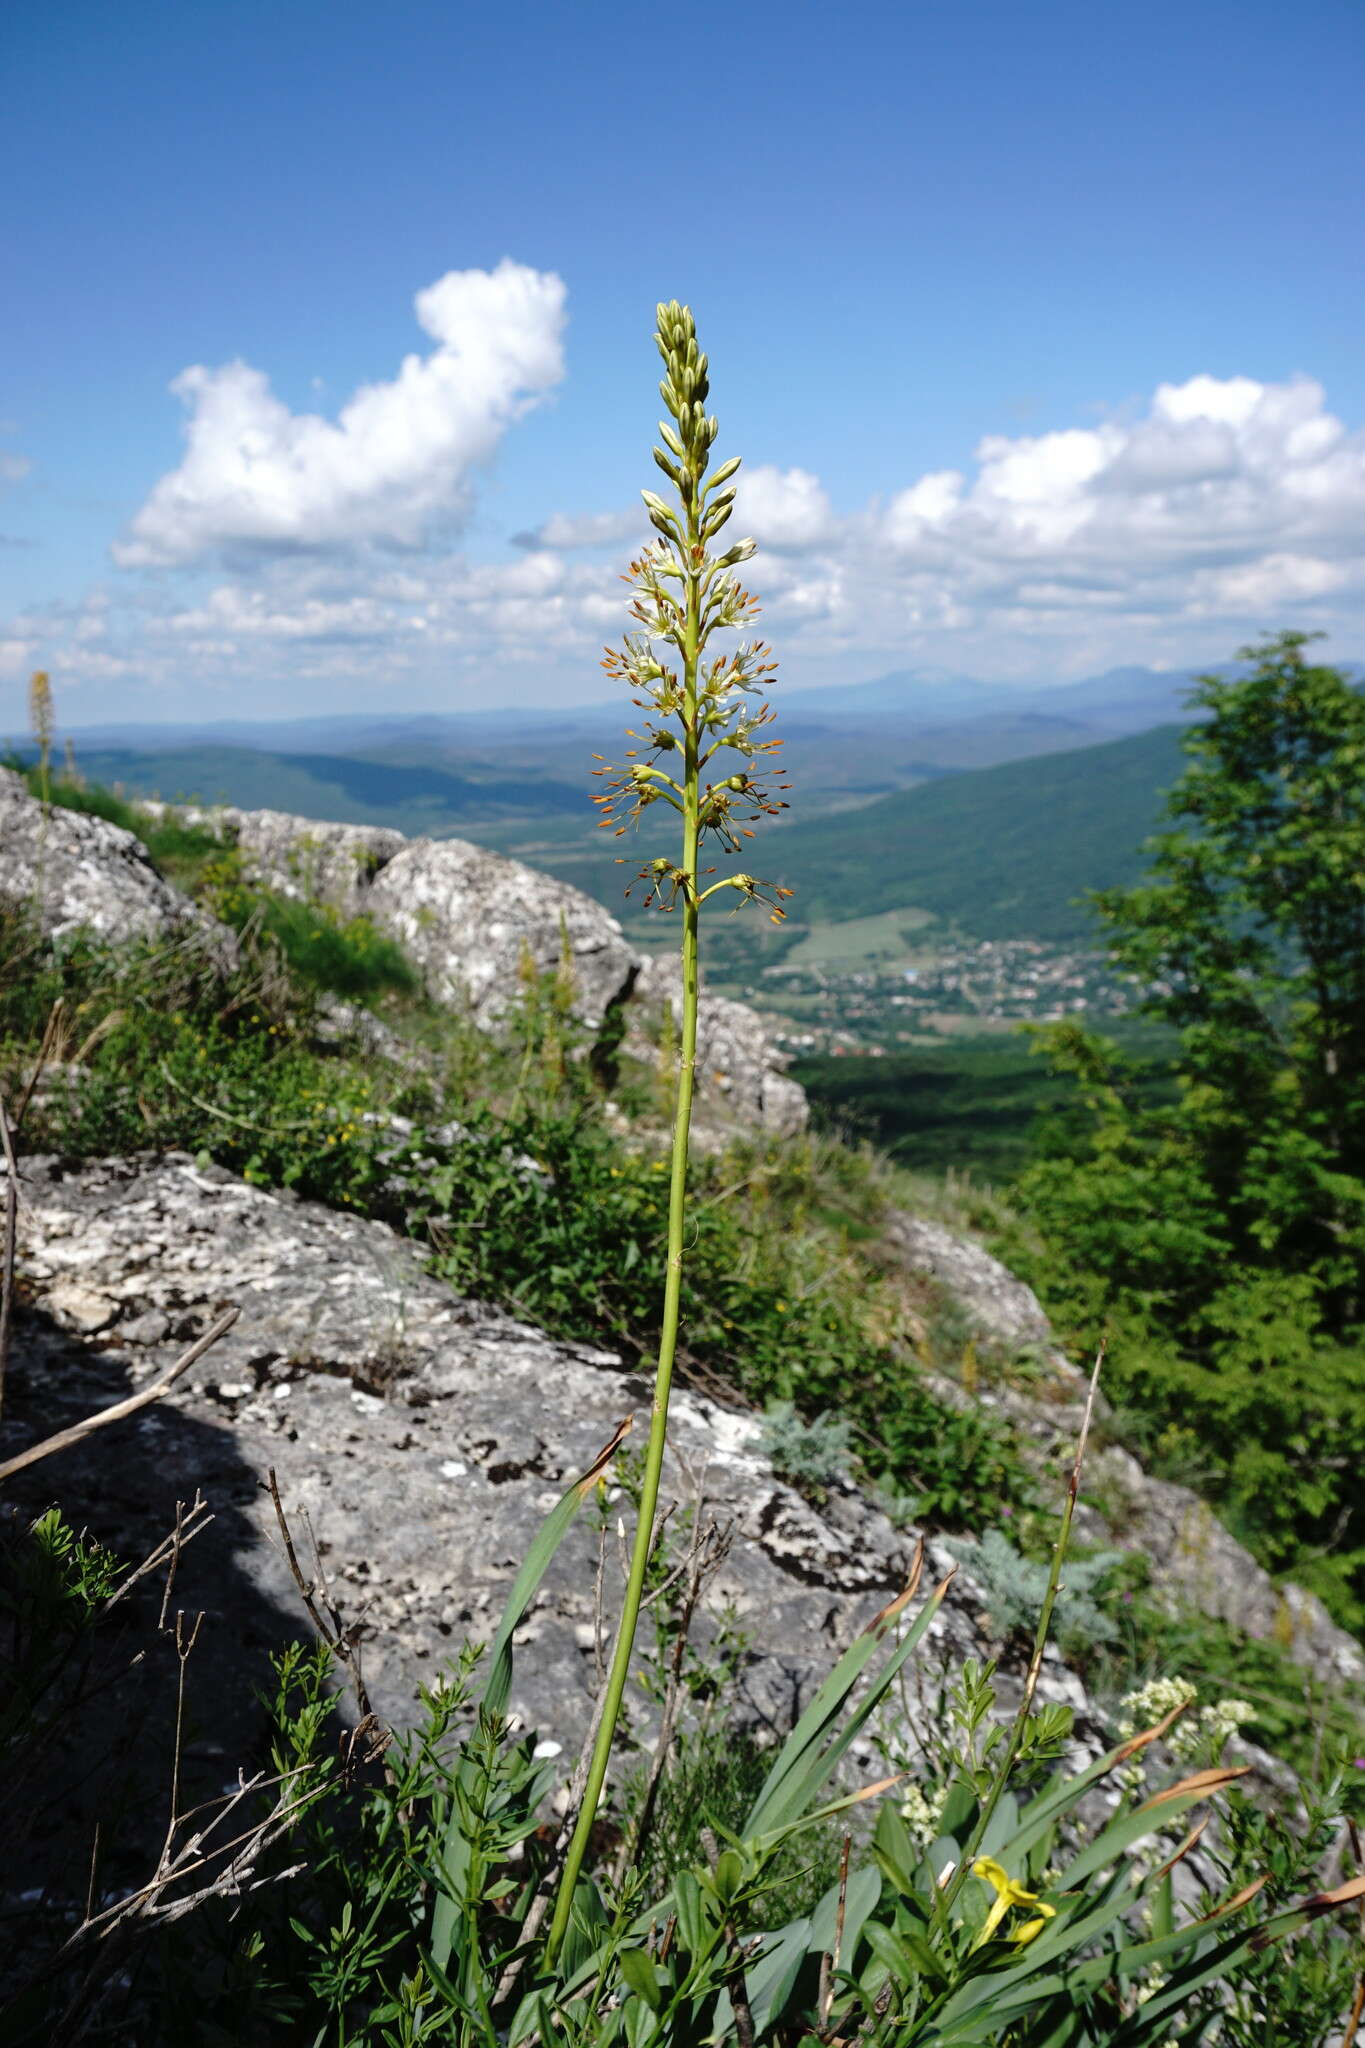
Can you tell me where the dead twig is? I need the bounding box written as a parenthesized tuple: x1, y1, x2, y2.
(818, 1833, 853, 2028)
(613, 1491, 734, 1887)
(266, 1466, 381, 1729)
(0, 1306, 239, 1483)
(0, 1095, 18, 1423)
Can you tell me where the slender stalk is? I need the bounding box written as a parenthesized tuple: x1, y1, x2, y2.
(935, 1344, 1104, 1933)
(545, 302, 787, 1965)
(546, 483, 703, 1966)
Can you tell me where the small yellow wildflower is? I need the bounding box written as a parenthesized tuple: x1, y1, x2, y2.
(971, 1857, 1056, 1949)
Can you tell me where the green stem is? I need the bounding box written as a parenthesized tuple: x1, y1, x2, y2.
(545, 510, 703, 1966)
(934, 1347, 1104, 1936)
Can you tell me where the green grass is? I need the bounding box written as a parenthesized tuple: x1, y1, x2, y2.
(782, 905, 936, 967)
(794, 1029, 1176, 1181)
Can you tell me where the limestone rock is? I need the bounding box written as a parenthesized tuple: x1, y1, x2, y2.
(227, 808, 406, 918)
(629, 955, 809, 1138)
(885, 1211, 1067, 1364)
(366, 839, 637, 1030)
(882, 1206, 1364, 1689)
(3, 1153, 1057, 1753)
(132, 800, 805, 1129)
(0, 768, 234, 962)
(154, 801, 639, 1032)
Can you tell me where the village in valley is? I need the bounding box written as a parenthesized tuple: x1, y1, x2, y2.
(751, 936, 1136, 1057)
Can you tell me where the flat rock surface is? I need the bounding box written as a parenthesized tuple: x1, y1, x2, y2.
(3, 1154, 1029, 1767)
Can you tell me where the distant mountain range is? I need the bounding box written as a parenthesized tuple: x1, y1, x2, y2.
(11, 660, 1354, 952)
(52, 660, 1208, 759)
(9, 662, 1218, 839)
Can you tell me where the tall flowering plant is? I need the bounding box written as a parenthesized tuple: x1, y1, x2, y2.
(547, 302, 791, 1955)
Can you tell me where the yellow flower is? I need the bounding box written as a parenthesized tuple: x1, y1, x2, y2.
(971, 1857, 1056, 1949)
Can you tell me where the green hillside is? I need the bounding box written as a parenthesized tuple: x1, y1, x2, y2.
(19, 744, 587, 835)
(764, 721, 1186, 940)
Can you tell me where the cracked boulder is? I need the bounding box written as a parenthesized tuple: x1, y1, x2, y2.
(0, 768, 234, 964)
(627, 955, 808, 1139)
(5, 1152, 1062, 1760)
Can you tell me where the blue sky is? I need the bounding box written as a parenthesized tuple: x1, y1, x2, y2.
(3, 0, 1363, 726)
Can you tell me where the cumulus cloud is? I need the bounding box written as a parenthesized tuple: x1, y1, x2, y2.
(732, 465, 834, 549)
(879, 373, 1364, 578)
(10, 366, 1365, 720)
(114, 260, 567, 567)
(511, 507, 640, 551)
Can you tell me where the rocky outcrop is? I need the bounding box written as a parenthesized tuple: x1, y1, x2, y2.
(629, 955, 809, 1139)
(885, 1212, 1070, 1367)
(3, 1153, 1081, 1754)
(0, 769, 233, 963)
(883, 1206, 1365, 1688)
(142, 799, 809, 1132)
(367, 840, 635, 1031)
(144, 801, 637, 1032)
(221, 809, 406, 919)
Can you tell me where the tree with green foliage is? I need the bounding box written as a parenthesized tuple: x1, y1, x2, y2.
(1018, 633, 1365, 1624)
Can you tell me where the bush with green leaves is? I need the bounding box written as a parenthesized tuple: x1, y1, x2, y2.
(1011, 634, 1365, 1629)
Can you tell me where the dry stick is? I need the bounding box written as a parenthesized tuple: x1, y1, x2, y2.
(266, 1467, 380, 1727)
(612, 1507, 734, 1888)
(819, 1833, 854, 2029)
(937, 1342, 1106, 1932)
(161, 1610, 205, 1867)
(0, 1096, 18, 1422)
(724, 1922, 757, 2048)
(1343, 1819, 1365, 2048)
(12, 997, 64, 1131)
(154, 1496, 201, 1631)
(1344, 1975, 1365, 2048)
(592, 1521, 608, 1693)
(0, 1305, 239, 1483)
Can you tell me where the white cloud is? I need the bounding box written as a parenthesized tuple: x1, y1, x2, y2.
(114, 260, 567, 567)
(0, 453, 31, 488)
(513, 508, 639, 550)
(8, 366, 1365, 720)
(733, 465, 834, 549)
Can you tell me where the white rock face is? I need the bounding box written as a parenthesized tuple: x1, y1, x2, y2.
(162, 800, 638, 1031)
(227, 808, 406, 917)
(367, 838, 636, 1029)
(630, 954, 809, 1138)
(0, 769, 234, 962)
(151, 800, 810, 1129)
(4, 1152, 1009, 1745)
